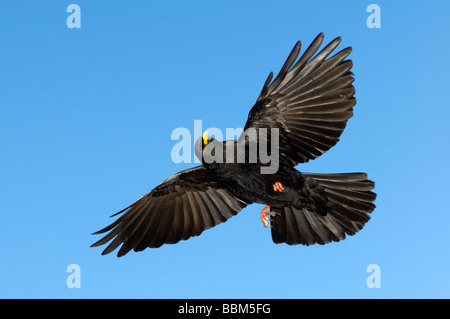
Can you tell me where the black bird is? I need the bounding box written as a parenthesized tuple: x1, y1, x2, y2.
(92, 33, 376, 257)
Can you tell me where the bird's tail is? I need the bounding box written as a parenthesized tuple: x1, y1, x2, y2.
(270, 173, 376, 245)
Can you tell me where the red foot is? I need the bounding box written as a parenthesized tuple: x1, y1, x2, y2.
(273, 181, 284, 192)
(260, 205, 271, 227)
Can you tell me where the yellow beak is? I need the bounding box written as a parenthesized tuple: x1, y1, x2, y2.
(202, 131, 209, 145)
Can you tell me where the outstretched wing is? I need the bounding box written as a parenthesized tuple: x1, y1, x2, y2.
(243, 33, 356, 166)
(91, 166, 248, 256)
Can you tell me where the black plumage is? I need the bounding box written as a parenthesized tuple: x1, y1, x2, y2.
(92, 33, 376, 257)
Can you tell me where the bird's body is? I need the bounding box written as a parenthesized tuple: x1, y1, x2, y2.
(205, 161, 308, 210)
(92, 33, 376, 257)
(194, 136, 324, 213)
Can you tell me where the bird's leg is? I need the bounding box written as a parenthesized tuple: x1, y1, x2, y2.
(272, 181, 285, 192)
(260, 205, 271, 227)
(260, 183, 284, 227)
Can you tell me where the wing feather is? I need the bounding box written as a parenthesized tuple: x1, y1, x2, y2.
(91, 166, 249, 256)
(244, 33, 357, 166)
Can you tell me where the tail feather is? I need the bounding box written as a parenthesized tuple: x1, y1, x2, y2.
(270, 172, 376, 245)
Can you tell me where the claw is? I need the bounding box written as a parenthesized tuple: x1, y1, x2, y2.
(272, 181, 285, 192)
(260, 205, 271, 227)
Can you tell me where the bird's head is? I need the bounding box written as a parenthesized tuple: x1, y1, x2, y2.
(195, 131, 219, 164)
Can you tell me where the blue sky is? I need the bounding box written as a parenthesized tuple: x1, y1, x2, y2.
(1, 1, 449, 298)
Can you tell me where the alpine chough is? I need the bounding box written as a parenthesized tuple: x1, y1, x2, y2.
(92, 33, 376, 257)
